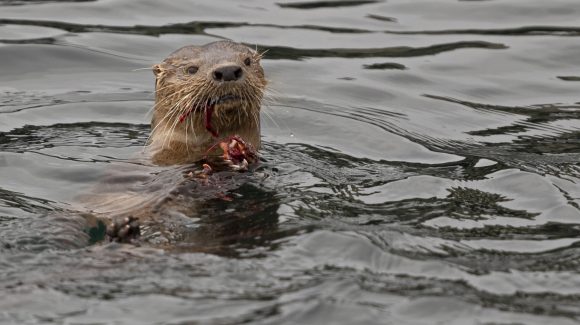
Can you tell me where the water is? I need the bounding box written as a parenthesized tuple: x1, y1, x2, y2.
(1, 0, 580, 324)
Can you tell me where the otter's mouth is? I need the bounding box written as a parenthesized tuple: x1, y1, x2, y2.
(210, 94, 241, 105)
(178, 94, 243, 138)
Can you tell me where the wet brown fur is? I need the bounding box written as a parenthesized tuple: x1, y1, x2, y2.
(149, 41, 267, 165)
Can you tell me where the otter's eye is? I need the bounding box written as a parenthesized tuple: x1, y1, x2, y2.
(244, 57, 251, 66)
(186, 66, 198, 75)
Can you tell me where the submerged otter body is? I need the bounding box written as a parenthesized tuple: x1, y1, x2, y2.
(149, 41, 267, 165)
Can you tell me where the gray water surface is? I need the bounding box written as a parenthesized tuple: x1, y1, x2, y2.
(1, 0, 580, 324)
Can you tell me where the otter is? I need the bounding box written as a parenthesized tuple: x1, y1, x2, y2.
(149, 40, 267, 165)
(83, 41, 270, 245)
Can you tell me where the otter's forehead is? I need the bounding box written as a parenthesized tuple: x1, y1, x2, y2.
(165, 40, 255, 66)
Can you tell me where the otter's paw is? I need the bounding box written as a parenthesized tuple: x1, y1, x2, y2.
(106, 216, 140, 243)
(218, 135, 258, 172)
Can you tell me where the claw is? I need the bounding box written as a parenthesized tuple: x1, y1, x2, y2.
(106, 216, 140, 243)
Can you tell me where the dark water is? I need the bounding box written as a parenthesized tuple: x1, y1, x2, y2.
(1, 0, 580, 324)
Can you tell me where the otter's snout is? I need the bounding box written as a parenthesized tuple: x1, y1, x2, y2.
(213, 65, 243, 82)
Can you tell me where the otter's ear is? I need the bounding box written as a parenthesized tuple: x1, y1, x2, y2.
(152, 64, 163, 77)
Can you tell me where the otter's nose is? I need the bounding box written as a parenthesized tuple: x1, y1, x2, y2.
(213, 65, 243, 82)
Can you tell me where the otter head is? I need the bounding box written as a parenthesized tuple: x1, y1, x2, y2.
(149, 40, 266, 165)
